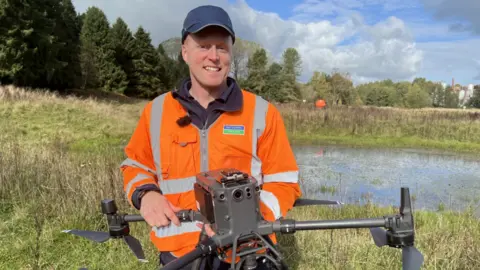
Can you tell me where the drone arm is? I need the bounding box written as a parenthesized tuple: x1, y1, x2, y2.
(161, 236, 218, 270)
(122, 210, 202, 223)
(123, 214, 144, 222)
(273, 218, 386, 233)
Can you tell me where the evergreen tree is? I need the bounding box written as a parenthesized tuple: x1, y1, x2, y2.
(175, 50, 190, 85)
(245, 48, 268, 95)
(264, 62, 284, 101)
(79, 7, 127, 92)
(110, 17, 136, 93)
(280, 48, 302, 101)
(157, 44, 178, 90)
(0, 0, 31, 85)
(128, 26, 163, 98)
(47, 0, 83, 90)
(0, 0, 64, 88)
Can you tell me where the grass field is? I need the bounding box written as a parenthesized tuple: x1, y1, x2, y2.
(1, 85, 480, 269)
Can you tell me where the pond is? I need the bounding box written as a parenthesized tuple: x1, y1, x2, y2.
(293, 145, 480, 216)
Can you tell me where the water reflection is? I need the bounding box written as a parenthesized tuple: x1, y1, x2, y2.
(293, 145, 480, 216)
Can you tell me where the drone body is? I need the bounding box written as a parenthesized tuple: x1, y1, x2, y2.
(194, 169, 265, 244)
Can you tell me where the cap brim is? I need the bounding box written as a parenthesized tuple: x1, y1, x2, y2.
(187, 22, 234, 38)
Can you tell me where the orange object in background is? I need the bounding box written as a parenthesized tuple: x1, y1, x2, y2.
(315, 99, 326, 108)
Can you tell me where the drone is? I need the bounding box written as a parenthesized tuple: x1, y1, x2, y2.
(63, 168, 424, 270)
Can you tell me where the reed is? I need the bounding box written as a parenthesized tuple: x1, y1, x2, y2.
(277, 103, 480, 153)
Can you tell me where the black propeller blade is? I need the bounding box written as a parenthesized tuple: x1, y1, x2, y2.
(124, 235, 148, 263)
(62, 229, 148, 263)
(369, 226, 424, 270)
(62, 229, 110, 243)
(294, 198, 343, 207)
(63, 199, 149, 263)
(369, 227, 388, 247)
(402, 246, 424, 270)
(367, 187, 424, 270)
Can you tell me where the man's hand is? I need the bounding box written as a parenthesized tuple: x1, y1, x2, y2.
(140, 191, 181, 227)
(196, 223, 215, 237)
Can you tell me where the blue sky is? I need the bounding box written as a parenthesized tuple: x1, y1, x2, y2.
(72, 0, 480, 85)
(237, 0, 480, 85)
(241, 0, 467, 39)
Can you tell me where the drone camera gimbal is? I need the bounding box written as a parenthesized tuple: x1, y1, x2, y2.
(64, 168, 424, 270)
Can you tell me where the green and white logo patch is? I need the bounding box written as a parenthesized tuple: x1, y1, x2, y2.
(223, 125, 245, 135)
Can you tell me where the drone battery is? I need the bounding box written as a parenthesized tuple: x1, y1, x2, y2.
(194, 182, 215, 224)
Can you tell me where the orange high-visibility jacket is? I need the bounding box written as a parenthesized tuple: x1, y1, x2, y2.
(120, 89, 302, 257)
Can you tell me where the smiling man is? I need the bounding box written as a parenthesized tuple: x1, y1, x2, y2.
(120, 4, 302, 269)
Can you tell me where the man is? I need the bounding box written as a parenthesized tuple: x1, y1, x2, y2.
(120, 4, 302, 269)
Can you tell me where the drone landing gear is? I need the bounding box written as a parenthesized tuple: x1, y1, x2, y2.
(226, 232, 287, 270)
(163, 231, 287, 270)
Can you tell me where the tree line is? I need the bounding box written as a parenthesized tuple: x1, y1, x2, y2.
(0, 2, 188, 98)
(1, 1, 479, 108)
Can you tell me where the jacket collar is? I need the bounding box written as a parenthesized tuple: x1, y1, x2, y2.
(172, 76, 243, 112)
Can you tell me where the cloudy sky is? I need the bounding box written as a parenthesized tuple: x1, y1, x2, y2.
(71, 0, 480, 85)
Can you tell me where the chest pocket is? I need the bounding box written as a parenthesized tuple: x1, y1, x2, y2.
(168, 131, 198, 179)
(213, 127, 254, 174)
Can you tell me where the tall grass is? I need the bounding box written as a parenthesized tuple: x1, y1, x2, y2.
(278, 103, 480, 153)
(1, 85, 479, 269)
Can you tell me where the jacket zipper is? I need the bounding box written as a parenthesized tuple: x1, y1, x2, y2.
(201, 116, 209, 172)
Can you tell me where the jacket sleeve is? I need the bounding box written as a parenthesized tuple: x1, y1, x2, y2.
(257, 103, 302, 222)
(120, 101, 161, 210)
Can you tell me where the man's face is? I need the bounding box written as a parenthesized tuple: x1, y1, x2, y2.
(182, 26, 233, 89)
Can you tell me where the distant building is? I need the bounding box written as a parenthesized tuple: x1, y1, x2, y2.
(441, 82, 447, 89)
(459, 84, 475, 106)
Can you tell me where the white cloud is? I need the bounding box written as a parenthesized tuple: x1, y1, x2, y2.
(406, 21, 470, 42)
(72, 0, 423, 84)
(421, 0, 480, 35)
(414, 0, 480, 83)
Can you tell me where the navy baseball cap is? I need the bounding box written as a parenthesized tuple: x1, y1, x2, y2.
(181, 5, 235, 44)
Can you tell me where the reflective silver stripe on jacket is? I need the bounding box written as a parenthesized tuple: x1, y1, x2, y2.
(125, 173, 154, 198)
(159, 176, 196, 195)
(263, 171, 299, 183)
(150, 93, 167, 180)
(152, 221, 201, 238)
(251, 95, 268, 184)
(259, 190, 282, 219)
(120, 158, 156, 175)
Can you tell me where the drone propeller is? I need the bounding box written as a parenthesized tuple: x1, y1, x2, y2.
(368, 187, 424, 270)
(62, 199, 148, 263)
(369, 227, 388, 246)
(123, 235, 147, 262)
(62, 228, 147, 262)
(294, 198, 343, 207)
(369, 227, 423, 270)
(62, 229, 110, 243)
